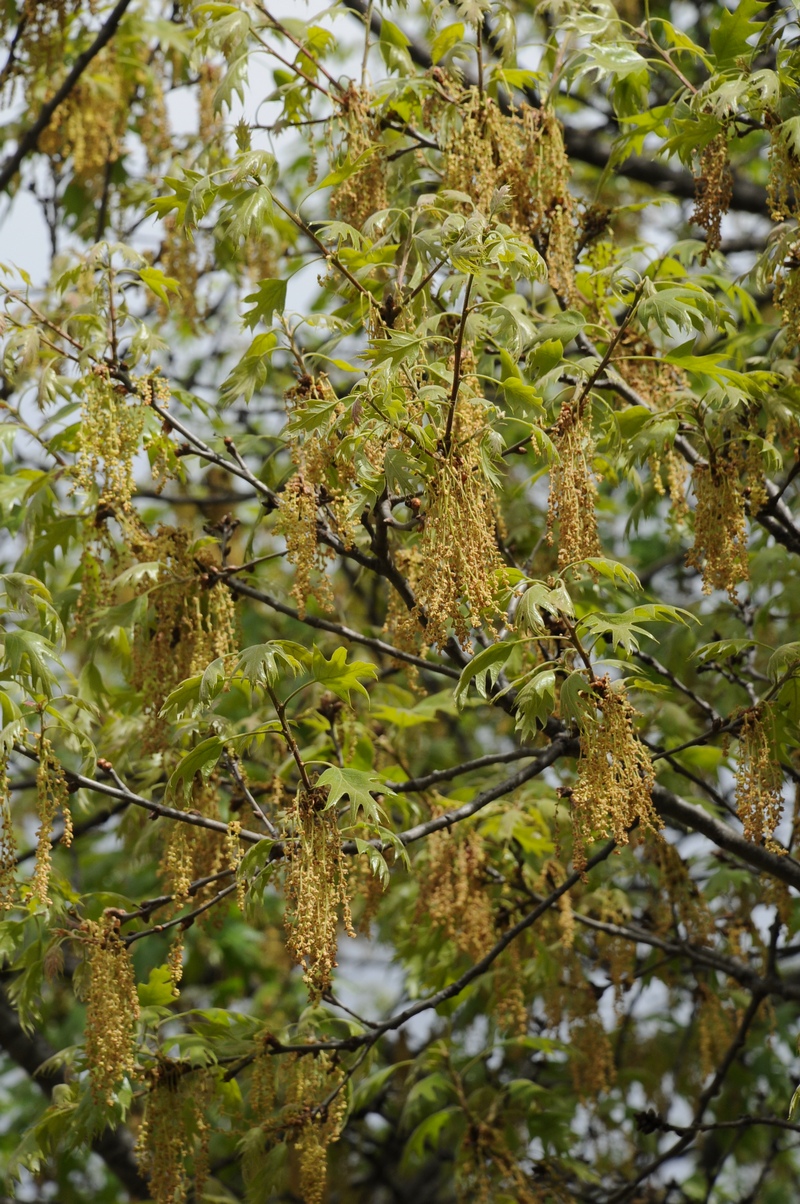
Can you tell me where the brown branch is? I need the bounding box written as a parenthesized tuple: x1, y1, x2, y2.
(0, 0, 136, 193)
(609, 992, 765, 1202)
(384, 746, 540, 793)
(225, 835, 618, 1075)
(653, 784, 800, 892)
(225, 576, 461, 680)
(124, 881, 239, 946)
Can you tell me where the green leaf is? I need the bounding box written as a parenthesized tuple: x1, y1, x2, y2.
(220, 332, 278, 405)
(691, 639, 760, 665)
(501, 378, 544, 414)
(316, 765, 391, 825)
(360, 332, 424, 369)
(515, 667, 556, 739)
(515, 579, 574, 634)
(573, 558, 642, 592)
(789, 1083, 800, 1123)
(137, 267, 181, 305)
(1, 629, 62, 692)
(454, 641, 516, 708)
(167, 736, 225, 800)
(235, 642, 304, 688)
(560, 670, 595, 726)
(310, 646, 378, 704)
(137, 965, 176, 1008)
(578, 604, 695, 654)
(710, 0, 766, 68)
(316, 145, 382, 190)
(159, 674, 203, 720)
(237, 838, 277, 882)
(431, 22, 465, 63)
(241, 279, 287, 330)
(767, 642, 800, 684)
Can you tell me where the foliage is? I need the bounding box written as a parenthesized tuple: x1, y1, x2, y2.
(1, 0, 800, 1201)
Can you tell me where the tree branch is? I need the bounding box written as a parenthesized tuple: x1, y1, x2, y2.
(0, 0, 135, 193)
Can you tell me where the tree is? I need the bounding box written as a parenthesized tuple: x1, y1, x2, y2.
(0, 0, 799, 1199)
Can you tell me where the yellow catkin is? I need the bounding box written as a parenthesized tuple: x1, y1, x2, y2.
(122, 520, 238, 728)
(692, 132, 733, 262)
(767, 118, 800, 222)
(161, 215, 200, 327)
(226, 818, 246, 910)
(569, 1014, 616, 1100)
(651, 839, 713, 943)
(493, 940, 528, 1036)
(696, 983, 734, 1079)
(136, 1063, 211, 1204)
(686, 457, 748, 600)
(277, 375, 358, 616)
(74, 367, 146, 512)
(773, 246, 800, 348)
(570, 681, 660, 874)
(418, 829, 495, 960)
(283, 787, 354, 1001)
(82, 911, 140, 1106)
(735, 706, 784, 848)
(456, 1072, 543, 1204)
(330, 84, 387, 231)
(38, 48, 127, 179)
(415, 446, 502, 651)
(32, 734, 71, 906)
(547, 401, 601, 569)
(0, 752, 16, 910)
(271, 1053, 346, 1204)
(439, 96, 575, 295)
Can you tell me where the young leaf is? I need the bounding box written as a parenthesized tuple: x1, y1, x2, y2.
(310, 646, 378, 704)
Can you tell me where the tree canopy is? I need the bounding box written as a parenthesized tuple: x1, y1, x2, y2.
(1, 0, 800, 1200)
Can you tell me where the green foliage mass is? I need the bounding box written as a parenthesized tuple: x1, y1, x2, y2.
(1, 0, 800, 1201)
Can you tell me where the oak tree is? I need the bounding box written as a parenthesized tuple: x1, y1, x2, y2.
(1, 1, 800, 1201)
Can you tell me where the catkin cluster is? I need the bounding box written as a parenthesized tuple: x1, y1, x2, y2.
(160, 778, 224, 909)
(692, 132, 733, 262)
(277, 376, 357, 616)
(283, 788, 354, 1001)
(0, 752, 16, 910)
(686, 456, 749, 599)
(82, 912, 140, 1106)
(161, 215, 200, 327)
(570, 682, 659, 873)
(415, 452, 502, 651)
(547, 401, 601, 569)
(418, 829, 495, 960)
(136, 1064, 212, 1204)
(330, 84, 387, 231)
(457, 1100, 543, 1204)
(735, 705, 784, 847)
(38, 50, 127, 178)
(74, 368, 146, 512)
(31, 734, 71, 907)
(767, 118, 800, 222)
(125, 522, 238, 725)
(439, 96, 575, 295)
(569, 1014, 616, 1100)
(253, 1050, 346, 1204)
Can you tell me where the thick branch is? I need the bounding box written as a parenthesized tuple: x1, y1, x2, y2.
(652, 783, 800, 892)
(0, 0, 135, 193)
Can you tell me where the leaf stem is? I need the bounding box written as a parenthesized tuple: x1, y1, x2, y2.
(442, 273, 474, 454)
